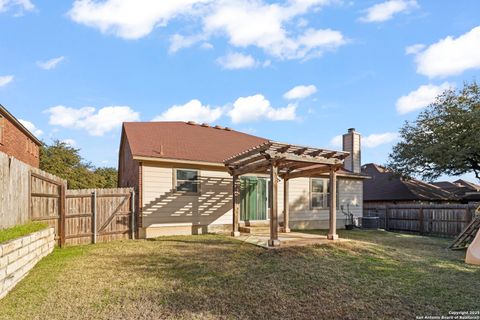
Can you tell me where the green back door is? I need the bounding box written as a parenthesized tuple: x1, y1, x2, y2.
(240, 177, 267, 221)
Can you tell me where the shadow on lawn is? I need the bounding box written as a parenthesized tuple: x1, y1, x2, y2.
(104, 233, 479, 320)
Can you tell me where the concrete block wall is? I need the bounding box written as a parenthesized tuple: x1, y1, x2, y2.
(0, 228, 55, 299)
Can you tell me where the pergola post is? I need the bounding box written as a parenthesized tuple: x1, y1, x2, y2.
(268, 162, 280, 247)
(282, 178, 290, 233)
(328, 166, 338, 240)
(231, 174, 240, 237)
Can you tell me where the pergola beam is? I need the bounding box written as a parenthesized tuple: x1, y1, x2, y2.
(282, 165, 331, 180)
(277, 145, 291, 153)
(294, 147, 308, 155)
(308, 149, 325, 157)
(224, 142, 271, 165)
(277, 161, 313, 171)
(266, 151, 342, 166)
(230, 159, 271, 177)
(231, 154, 269, 169)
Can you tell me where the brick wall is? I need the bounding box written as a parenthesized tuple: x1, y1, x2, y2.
(0, 228, 55, 299)
(0, 115, 40, 168)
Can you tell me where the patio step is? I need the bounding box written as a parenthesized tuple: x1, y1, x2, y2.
(239, 225, 279, 234)
(242, 221, 270, 227)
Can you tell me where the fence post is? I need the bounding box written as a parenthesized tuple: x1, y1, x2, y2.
(59, 184, 66, 248)
(131, 191, 135, 240)
(92, 191, 97, 244)
(385, 205, 390, 231)
(419, 207, 424, 235)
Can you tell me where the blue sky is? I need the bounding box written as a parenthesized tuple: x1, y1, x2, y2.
(0, 0, 479, 181)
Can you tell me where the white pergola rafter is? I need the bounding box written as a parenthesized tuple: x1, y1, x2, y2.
(224, 140, 348, 247)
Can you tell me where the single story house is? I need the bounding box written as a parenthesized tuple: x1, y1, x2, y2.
(362, 163, 457, 212)
(432, 180, 480, 203)
(118, 122, 367, 239)
(0, 104, 41, 167)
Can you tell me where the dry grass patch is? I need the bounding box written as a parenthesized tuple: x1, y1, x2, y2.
(0, 230, 478, 320)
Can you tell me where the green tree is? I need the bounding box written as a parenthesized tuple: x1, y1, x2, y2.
(388, 82, 480, 182)
(40, 140, 118, 189)
(94, 167, 118, 188)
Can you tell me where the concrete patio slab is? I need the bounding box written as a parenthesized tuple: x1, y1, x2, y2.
(235, 231, 347, 249)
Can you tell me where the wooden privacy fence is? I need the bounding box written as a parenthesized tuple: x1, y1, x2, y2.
(65, 188, 135, 246)
(1, 152, 65, 229)
(30, 171, 135, 246)
(29, 172, 65, 242)
(364, 203, 478, 237)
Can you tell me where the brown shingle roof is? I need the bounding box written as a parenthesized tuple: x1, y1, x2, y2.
(123, 121, 268, 164)
(432, 179, 480, 198)
(362, 163, 456, 202)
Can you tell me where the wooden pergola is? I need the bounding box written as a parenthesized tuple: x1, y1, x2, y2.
(224, 141, 349, 247)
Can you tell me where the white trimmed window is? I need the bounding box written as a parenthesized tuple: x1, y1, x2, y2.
(175, 169, 200, 193)
(310, 178, 339, 209)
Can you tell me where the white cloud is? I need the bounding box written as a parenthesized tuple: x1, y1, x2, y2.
(18, 119, 43, 137)
(45, 105, 140, 136)
(295, 28, 346, 59)
(363, 132, 399, 147)
(405, 43, 425, 55)
(61, 139, 77, 147)
(0, 75, 13, 87)
(284, 84, 317, 100)
(37, 56, 65, 70)
(204, 1, 345, 60)
(153, 99, 223, 123)
(331, 132, 399, 148)
(330, 135, 342, 148)
(216, 52, 257, 70)
(68, 0, 346, 61)
(0, 0, 34, 13)
(359, 0, 418, 23)
(228, 94, 296, 123)
(200, 42, 214, 50)
(396, 82, 452, 114)
(169, 34, 206, 53)
(412, 26, 480, 78)
(68, 0, 210, 39)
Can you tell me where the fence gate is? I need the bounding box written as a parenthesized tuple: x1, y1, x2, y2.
(65, 188, 135, 246)
(29, 172, 135, 247)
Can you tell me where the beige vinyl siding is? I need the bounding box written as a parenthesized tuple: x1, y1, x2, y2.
(139, 160, 363, 235)
(141, 163, 233, 228)
(338, 178, 363, 218)
(285, 177, 363, 227)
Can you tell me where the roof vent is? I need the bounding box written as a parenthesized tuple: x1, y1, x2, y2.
(201, 123, 210, 127)
(224, 127, 232, 131)
(214, 125, 224, 130)
(187, 121, 197, 125)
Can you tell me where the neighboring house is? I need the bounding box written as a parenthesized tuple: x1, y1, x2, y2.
(118, 122, 367, 238)
(362, 163, 457, 211)
(432, 180, 480, 203)
(0, 104, 41, 167)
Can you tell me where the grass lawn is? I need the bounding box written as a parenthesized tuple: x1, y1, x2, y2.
(0, 230, 478, 320)
(0, 222, 47, 244)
